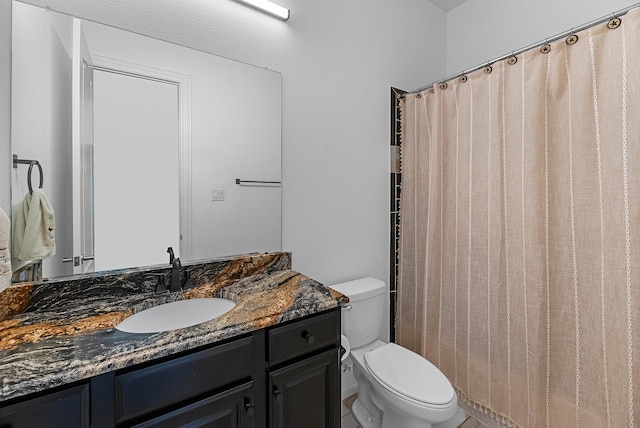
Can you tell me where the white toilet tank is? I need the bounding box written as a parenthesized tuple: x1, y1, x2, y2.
(330, 278, 385, 349)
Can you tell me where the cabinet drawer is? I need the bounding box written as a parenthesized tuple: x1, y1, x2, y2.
(268, 310, 339, 366)
(115, 335, 255, 424)
(133, 380, 255, 428)
(0, 383, 89, 428)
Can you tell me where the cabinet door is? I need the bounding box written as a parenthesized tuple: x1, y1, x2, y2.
(0, 383, 89, 428)
(133, 380, 255, 428)
(269, 348, 340, 428)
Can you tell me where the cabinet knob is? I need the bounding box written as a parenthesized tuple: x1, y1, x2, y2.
(244, 398, 255, 416)
(302, 330, 316, 344)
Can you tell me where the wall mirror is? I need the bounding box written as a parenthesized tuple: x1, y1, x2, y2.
(10, 1, 282, 280)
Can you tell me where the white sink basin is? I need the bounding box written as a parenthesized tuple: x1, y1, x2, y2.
(116, 298, 236, 333)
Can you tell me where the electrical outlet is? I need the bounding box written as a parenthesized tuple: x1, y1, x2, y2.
(211, 188, 225, 201)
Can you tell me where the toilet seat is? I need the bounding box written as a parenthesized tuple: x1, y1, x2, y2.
(364, 343, 455, 407)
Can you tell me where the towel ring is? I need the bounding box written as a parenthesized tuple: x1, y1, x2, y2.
(27, 161, 43, 194)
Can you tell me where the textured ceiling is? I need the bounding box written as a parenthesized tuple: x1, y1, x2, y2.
(429, 0, 468, 12)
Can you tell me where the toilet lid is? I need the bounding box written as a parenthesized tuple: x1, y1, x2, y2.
(364, 343, 455, 406)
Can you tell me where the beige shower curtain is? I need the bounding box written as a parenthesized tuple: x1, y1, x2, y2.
(397, 9, 640, 428)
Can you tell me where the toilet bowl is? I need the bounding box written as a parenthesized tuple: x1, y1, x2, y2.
(331, 278, 465, 428)
(350, 340, 462, 428)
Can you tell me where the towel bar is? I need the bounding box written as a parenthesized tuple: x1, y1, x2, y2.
(13, 155, 43, 194)
(235, 178, 281, 186)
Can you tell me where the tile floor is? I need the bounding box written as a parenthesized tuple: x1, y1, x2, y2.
(458, 416, 488, 428)
(341, 394, 486, 428)
(341, 394, 361, 428)
(341, 412, 361, 428)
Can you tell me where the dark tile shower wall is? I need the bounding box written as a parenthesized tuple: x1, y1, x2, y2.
(389, 88, 405, 343)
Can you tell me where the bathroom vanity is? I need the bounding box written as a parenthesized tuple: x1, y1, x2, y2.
(0, 252, 344, 427)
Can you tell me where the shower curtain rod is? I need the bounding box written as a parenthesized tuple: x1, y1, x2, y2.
(410, 1, 640, 94)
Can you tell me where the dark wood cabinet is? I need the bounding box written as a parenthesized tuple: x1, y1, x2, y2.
(0, 308, 340, 428)
(269, 348, 340, 428)
(267, 309, 341, 428)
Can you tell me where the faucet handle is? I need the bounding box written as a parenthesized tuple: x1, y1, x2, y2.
(167, 247, 175, 264)
(182, 271, 196, 290)
(146, 273, 169, 294)
(156, 274, 168, 294)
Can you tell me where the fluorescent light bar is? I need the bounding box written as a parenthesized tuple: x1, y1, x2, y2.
(235, 0, 290, 20)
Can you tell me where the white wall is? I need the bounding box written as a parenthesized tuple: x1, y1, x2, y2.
(0, 0, 11, 214)
(447, 0, 639, 74)
(4, 0, 446, 293)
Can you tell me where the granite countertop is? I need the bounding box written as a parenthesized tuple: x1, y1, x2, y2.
(0, 252, 347, 403)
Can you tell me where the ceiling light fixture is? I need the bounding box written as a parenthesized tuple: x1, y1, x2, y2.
(235, 0, 290, 21)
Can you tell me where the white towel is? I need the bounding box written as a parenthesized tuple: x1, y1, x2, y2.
(0, 206, 11, 292)
(12, 189, 55, 267)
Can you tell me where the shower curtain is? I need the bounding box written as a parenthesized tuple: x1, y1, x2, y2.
(397, 9, 640, 428)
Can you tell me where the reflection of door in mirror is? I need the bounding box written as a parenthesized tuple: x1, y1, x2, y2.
(74, 21, 181, 274)
(92, 69, 180, 272)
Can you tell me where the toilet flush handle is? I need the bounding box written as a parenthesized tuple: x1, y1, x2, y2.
(341, 303, 352, 310)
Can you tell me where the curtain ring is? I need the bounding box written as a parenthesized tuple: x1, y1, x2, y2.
(429, 87, 435, 93)
(459, 75, 468, 83)
(540, 43, 551, 54)
(439, 82, 448, 90)
(416, 93, 422, 98)
(608, 16, 621, 29)
(507, 55, 517, 65)
(566, 33, 578, 45)
(484, 65, 493, 74)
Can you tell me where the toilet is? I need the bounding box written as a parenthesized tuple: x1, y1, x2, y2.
(330, 278, 466, 428)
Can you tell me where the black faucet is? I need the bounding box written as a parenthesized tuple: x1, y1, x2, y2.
(163, 247, 195, 293)
(166, 247, 181, 292)
(170, 257, 182, 292)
